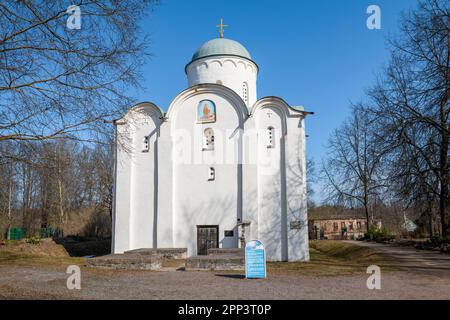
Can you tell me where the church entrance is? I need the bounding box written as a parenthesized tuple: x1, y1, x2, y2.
(197, 225, 219, 255)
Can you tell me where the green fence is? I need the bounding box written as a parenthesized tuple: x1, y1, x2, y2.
(4, 227, 64, 240)
(5, 227, 24, 240)
(40, 227, 64, 239)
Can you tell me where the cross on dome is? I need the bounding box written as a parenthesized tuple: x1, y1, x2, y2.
(216, 18, 228, 38)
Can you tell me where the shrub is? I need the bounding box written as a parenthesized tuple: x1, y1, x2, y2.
(81, 209, 112, 239)
(424, 236, 450, 246)
(364, 225, 394, 242)
(24, 237, 40, 245)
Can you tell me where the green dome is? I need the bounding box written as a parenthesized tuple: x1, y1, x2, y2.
(191, 38, 252, 62)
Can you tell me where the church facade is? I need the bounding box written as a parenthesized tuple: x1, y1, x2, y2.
(112, 34, 312, 261)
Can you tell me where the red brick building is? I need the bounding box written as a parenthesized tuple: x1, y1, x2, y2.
(308, 207, 382, 240)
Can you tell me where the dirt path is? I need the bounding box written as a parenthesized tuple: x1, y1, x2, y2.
(345, 240, 450, 276)
(1, 264, 450, 300)
(1, 241, 449, 300)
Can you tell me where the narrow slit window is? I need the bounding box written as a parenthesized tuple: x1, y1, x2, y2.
(208, 167, 215, 181)
(266, 126, 275, 148)
(203, 128, 214, 151)
(242, 82, 248, 104)
(142, 135, 150, 152)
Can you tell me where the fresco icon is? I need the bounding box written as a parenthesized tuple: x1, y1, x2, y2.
(197, 100, 216, 123)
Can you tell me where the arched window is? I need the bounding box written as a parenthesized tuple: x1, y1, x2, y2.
(203, 128, 214, 151)
(242, 82, 248, 104)
(266, 126, 275, 148)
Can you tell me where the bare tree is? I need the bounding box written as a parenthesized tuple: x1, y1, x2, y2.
(369, 0, 449, 235)
(0, 138, 115, 235)
(306, 158, 317, 208)
(0, 0, 157, 145)
(0, 143, 16, 238)
(321, 1, 449, 236)
(322, 104, 387, 232)
(0, 0, 157, 237)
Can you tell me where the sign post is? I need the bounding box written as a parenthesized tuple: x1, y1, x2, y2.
(245, 240, 266, 279)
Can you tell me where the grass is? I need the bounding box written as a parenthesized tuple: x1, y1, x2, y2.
(0, 250, 86, 268)
(0, 239, 86, 268)
(267, 240, 395, 276)
(0, 240, 394, 276)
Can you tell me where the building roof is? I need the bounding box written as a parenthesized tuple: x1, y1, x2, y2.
(191, 38, 252, 62)
(291, 105, 305, 111)
(308, 206, 370, 221)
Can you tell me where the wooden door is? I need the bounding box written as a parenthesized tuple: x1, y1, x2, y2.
(197, 226, 219, 255)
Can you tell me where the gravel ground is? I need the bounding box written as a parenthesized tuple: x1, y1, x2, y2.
(344, 240, 450, 277)
(1, 241, 449, 300)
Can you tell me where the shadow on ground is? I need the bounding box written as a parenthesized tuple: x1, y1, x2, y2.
(215, 274, 245, 279)
(54, 237, 111, 257)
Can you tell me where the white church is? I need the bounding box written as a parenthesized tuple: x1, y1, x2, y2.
(112, 22, 312, 261)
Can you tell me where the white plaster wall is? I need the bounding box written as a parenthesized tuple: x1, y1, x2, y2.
(285, 116, 310, 261)
(156, 122, 173, 248)
(113, 123, 132, 253)
(170, 92, 244, 256)
(186, 56, 258, 108)
(255, 107, 287, 261)
(242, 118, 258, 245)
(113, 105, 162, 253)
(112, 87, 310, 261)
(129, 113, 159, 250)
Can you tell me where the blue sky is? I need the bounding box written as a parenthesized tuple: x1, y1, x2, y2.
(134, 0, 419, 203)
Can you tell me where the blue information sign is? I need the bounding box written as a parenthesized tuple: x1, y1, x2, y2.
(245, 240, 266, 279)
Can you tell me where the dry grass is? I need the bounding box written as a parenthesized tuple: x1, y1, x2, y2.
(0, 250, 86, 268)
(0, 239, 85, 268)
(1, 238, 69, 256)
(0, 240, 394, 276)
(268, 240, 395, 276)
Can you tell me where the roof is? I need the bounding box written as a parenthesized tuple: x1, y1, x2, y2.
(191, 38, 252, 62)
(291, 105, 305, 111)
(308, 206, 369, 221)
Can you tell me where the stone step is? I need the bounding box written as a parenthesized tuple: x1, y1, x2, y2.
(124, 248, 187, 259)
(207, 248, 244, 256)
(86, 253, 162, 270)
(185, 254, 245, 271)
